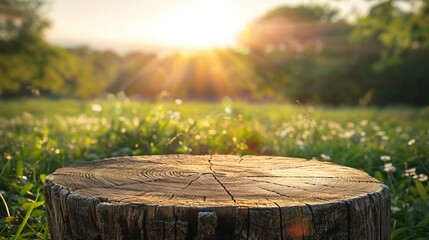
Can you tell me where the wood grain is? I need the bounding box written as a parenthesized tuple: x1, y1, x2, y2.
(45, 155, 390, 239)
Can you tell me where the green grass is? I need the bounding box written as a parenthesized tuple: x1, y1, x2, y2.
(1, 98, 428, 239)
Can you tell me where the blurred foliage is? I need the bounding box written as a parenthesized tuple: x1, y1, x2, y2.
(0, 0, 49, 46)
(0, 0, 56, 96)
(0, 2, 428, 106)
(240, 4, 429, 105)
(352, 0, 429, 70)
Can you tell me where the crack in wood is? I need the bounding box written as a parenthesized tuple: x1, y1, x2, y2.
(212, 173, 236, 204)
(244, 175, 378, 183)
(169, 193, 175, 200)
(179, 174, 202, 190)
(257, 186, 287, 197)
(207, 159, 237, 204)
(238, 155, 244, 163)
(267, 199, 284, 240)
(208, 159, 216, 173)
(256, 183, 333, 202)
(303, 181, 370, 194)
(251, 178, 311, 191)
(304, 203, 315, 238)
(345, 200, 351, 240)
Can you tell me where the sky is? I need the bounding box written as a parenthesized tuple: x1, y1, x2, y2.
(45, 0, 371, 53)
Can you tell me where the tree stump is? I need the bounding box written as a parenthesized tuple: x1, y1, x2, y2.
(44, 155, 390, 240)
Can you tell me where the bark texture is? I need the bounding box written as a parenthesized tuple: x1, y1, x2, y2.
(44, 155, 390, 240)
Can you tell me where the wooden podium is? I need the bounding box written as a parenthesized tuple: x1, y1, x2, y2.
(44, 155, 390, 239)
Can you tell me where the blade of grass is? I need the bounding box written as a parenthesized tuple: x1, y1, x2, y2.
(414, 180, 428, 200)
(41, 222, 49, 240)
(0, 160, 11, 176)
(0, 192, 11, 219)
(12, 193, 42, 240)
(296, 100, 320, 142)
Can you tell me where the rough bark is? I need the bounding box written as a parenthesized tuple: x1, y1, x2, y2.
(44, 155, 390, 240)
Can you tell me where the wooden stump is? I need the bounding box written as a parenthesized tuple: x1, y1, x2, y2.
(44, 155, 390, 240)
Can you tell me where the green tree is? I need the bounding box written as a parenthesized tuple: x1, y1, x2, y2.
(352, 0, 429, 70)
(240, 5, 365, 104)
(0, 0, 49, 50)
(349, 0, 429, 105)
(0, 0, 66, 96)
(73, 49, 120, 98)
(239, 3, 429, 105)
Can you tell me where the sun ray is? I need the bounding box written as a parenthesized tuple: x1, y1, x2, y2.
(207, 51, 235, 97)
(162, 54, 188, 92)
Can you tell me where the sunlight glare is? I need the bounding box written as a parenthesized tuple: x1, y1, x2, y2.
(151, 1, 243, 49)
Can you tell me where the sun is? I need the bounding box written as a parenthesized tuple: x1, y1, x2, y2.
(151, 1, 243, 49)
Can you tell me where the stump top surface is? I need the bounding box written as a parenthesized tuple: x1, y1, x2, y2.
(47, 155, 383, 207)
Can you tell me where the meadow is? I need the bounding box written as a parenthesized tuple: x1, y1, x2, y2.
(0, 98, 428, 239)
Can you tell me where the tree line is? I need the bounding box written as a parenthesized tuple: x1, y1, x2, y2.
(1, 0, 428, 105)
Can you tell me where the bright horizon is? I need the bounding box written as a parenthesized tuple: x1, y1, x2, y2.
(46, 0, 371, 53)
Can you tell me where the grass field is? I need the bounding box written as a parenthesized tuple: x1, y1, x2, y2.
(1, 98, 428, 239)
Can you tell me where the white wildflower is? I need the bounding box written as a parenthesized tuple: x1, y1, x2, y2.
(377, 131, 386, 136)
(408, 139, 415, 146)
(380, 156, 391, 162)
(404, 168, 416, 177)
(4, 152, 13, 160)
(170, 111, 181, 121)
(359, 120, 368, 126)
(391, 206, 401, 213)
(91, 104, 102, 113)
(384, 163, 396, 173)
(320, 154, 331, 161)
(418, 174, 428, 182)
